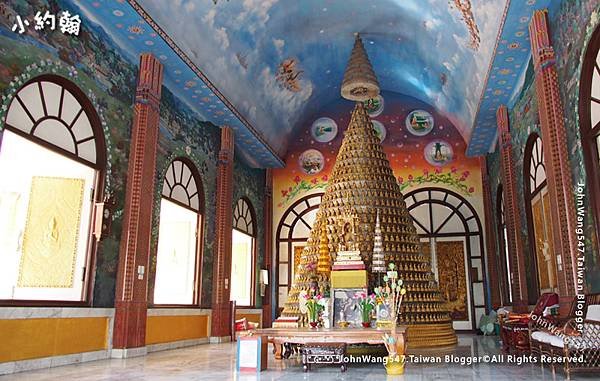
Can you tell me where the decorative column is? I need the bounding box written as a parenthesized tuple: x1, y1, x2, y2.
(479, 157, 501, 309)
(262, 168, 273, 327)
(113, 54, 163, 357)
(211, 127, 235, 341)
(529, 10, 579, 307)
(497, 105, 529, 309)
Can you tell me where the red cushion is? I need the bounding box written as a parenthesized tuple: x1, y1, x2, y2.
(235, 318, 248, 331)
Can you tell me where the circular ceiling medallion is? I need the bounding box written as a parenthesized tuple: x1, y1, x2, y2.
(424, 140, 453, 167)
(310, 117, 338, 143)
(405, 110, 434, 136)
(372, 120, 387, 143)
(363, 95, 384, 117)
(299, 149, 325, 175)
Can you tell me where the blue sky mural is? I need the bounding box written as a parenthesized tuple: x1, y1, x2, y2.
(1, 0, 561, 165)
(135, 0, 510, 157)
(65, 0, 284, 167)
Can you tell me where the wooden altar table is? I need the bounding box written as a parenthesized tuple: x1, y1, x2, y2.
(251, 326, 406, 367)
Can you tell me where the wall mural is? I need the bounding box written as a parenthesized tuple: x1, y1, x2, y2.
(137, 0, 509, 156)
(468, 0, 560, 155)
(0, 0, 265, 307)
(487, 0, 600, 294)
(273, 92, 483, 212)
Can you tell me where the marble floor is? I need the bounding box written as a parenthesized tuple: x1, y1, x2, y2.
(1, 334, 598, 381)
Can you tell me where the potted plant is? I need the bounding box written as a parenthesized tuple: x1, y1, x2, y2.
(302, 289, 325, 328)
(355, 291, 376, 327)
(374, 263, 407, 375)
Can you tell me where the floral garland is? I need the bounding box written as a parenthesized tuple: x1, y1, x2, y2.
(277, 166, 474, 208)
(398, 167, 474, 196)
(277, 174, 328, 208)
(0, 59, 114, 194)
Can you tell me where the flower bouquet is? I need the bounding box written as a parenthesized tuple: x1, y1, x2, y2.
(302, 289, 325, 328)
(355, 291, 376, 327)
(374, 263, 407, 374)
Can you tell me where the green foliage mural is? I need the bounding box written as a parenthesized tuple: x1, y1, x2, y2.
(487, 0, 600, 295)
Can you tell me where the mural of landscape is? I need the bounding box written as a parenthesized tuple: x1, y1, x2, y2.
(0, 0, 266, 307)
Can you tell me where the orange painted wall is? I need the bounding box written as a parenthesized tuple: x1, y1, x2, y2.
(145, 315, 209, 345)
(235, 311, 261, 326)
(0, 317, 108, 362)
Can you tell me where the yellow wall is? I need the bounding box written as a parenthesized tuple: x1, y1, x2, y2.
(145, 315, 209, 345)
(235, 311, 261, 326)
(0, 317, 108, 362)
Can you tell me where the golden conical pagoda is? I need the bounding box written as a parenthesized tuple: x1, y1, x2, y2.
(279, 103, 457, 347)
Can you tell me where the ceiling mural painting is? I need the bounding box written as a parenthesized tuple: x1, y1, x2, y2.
(5, 0, 561, 166)
(273, 91, 483, 210)
(63, 0, 283, 168)
(467, 0, 560, 156)
(134, 0, 510, 155)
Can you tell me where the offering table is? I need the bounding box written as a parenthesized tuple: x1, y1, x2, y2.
(251, 326, 406, 369)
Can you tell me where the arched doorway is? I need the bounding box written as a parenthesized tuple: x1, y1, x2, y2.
(404, 187, 486, 330)
(275, 193, 323, 311)
(523, 134, 556, 296)
(0, 75, 106, 303)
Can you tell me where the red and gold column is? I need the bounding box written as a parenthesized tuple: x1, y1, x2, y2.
(497, 105, 528, 310)
(113, 53, 163, 355)
(211, 127, 235, 340)
(480, 157, 502, 309)
(529, 10, 579, 308)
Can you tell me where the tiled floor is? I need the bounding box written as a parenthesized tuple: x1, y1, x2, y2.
(0, 334, 598, 380)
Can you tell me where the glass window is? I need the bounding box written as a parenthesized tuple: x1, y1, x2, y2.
(230, 198, 256, 306)
(153, 159, 203, 305)
(0, 76, 104, 303)
(230, 229, 254, 306)
(497, 186, 512, 304)
(580, 26, 600, 245)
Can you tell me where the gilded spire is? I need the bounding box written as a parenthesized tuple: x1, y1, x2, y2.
(278, 102, 457, 347)
(317, 220, 331, 274)
(341, 34, 380, 101)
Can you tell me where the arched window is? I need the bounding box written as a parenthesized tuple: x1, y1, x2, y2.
(231, 197, 256, 307)
(579, 24, 600, 244)
(524, 134, 556, 296)
(275, 193, 323, 309)
(0, 75, 105, 303)
(404, 188, 486, 330)
(154, 158, 204, 305)
(496, 185, 512, 305)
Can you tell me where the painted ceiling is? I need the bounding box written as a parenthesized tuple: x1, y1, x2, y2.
(72, 0, 558, 166)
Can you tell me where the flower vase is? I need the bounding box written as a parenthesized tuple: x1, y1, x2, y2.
(309, 321, 318, 328)
(385, 355, 405, 375)
(361, 321, 371, 328)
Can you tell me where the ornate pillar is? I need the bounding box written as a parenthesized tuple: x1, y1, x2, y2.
(113, 54, 163, 356)
(262, 169, 273, 327)
(479, 157, 501, 309)
(529, 10, 579, 308)
(210, 127, 235, 341)
(497, 105, 529, 310)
